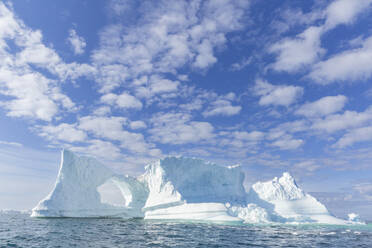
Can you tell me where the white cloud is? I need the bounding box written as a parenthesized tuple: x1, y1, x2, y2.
(269, 0, 372, 73)
(70, 139, 122, 160)
(78, 116, 127, 141)
(233, 131, 265, 141)
(311, 106, 372, 133)
(309, 36, 372, 84)
(253, 79, 303, 107)
(269, 26, 324, 72)
(0, 140, 23, 147)
(230, 57, 252, 71)
(203, 99, 241, 117)
(40, 123, 87, 143)
(101, 92, 143, 109)
(92, 106, 111, 116)
(78, 116, 152, 154)
(271, 135, 304, 150)
(130, 120, 147, 130)
(296, 95, 347, 117)
(324, 0, 372, 30)
(0, 3, 92, 121)
(334, 125, 372, 148)
(293, 160, 320, 172)
(353, 182, 372, 196)
(149, 112, 214, 145)
(67, 29, 86, 55)
(92, 0, 249, 93)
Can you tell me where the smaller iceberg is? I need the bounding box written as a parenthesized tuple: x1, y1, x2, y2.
(246, 172, 348, 224)
(348, 213, 365, 224)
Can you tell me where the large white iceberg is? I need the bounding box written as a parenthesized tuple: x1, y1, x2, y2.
(32, 150, 360, 225)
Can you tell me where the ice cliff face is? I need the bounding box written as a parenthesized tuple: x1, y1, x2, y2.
(32, 150, 359, 225)
(140, 157, 246, 210)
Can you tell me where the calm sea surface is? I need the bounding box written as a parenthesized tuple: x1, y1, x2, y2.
(1, 212, 371, 247)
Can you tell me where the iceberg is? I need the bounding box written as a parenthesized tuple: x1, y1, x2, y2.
(247, 172, 347, 224)
(32, 150, 361, 225)
(140, 157, 246, 222)
(31, 150, 148, 218)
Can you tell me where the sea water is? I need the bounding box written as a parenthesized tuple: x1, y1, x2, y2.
(1, 212, 371, 247)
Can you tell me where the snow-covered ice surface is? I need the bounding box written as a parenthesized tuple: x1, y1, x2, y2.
(32, 150, 364, 225)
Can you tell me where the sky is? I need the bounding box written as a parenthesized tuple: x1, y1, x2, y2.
(0, 0, 372, 219)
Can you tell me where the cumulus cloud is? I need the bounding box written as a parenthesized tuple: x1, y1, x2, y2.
(78, 116, 153, 154)
(311, 106, 372, 133)
(203, 94, 241, 117)
(39, 123, 87, 143)
(309, 36, 372, 84)
(269, 26, 324, 72)
(67, 29, 86, 55)
(293, 160, 321, 172)
(296, 95, 347, 117)
(101, 92, 143, 109)
(0, 3, 92, 121)
(92, 0, 249, 93)
(324, 0, 372, 30)
(271, 135, 304, 150)
(149, 112, 214, 145)
(70, 139, 123, 160)
(253, 79, 303, 107)
(334, 125, 372, 148)
(269, 0, 372, 73)
(130, 121, 147, 130)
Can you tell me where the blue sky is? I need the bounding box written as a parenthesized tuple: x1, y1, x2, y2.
(0, 0, 372, 219)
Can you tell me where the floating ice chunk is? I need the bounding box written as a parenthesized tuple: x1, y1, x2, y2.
(227, 203, 271, 223)
(348, 213, 364, 224)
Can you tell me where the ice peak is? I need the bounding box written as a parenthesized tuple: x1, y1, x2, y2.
(250, 172, 305, 201)
(282, 172, 293, 179)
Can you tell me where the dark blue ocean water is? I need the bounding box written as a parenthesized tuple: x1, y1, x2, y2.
(1, 212, 372, 248)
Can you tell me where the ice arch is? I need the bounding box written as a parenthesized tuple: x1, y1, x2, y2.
(31, 150, 148, 218)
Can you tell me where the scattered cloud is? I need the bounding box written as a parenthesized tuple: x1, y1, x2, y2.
(309, 36, 372, 84)
(311, 106, 372, 133)
(271, 135, 304, 150)
(269, 26, 324, 72)
(0, 140, 23, 147)
(101, 92, 143, 109)
(39, 123, 87, 143)
(203, 97, 241, 117)
(296, 95, 347, 117)
(269, 0, 372, 74)
(230, 57, 252, 71)
(130, 120, 147, 130)
(92, 0, 249, 94)
(149, 112, 215, 145)
(253, 79, 303, 107)
(67, 29, 86, 55)
(335, 125, 372, 148)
